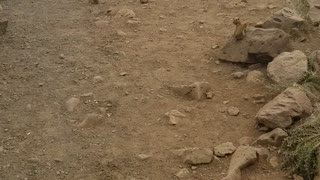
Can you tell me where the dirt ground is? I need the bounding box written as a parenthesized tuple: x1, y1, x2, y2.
(1, 0, 319, 179)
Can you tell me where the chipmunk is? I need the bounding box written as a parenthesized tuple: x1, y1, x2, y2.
(232, 17, 247, 41)
(89, 0, 99, 4)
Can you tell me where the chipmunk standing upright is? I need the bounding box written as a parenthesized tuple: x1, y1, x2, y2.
(232, 17, 247, 41)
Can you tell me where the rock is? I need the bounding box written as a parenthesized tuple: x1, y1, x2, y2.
(116, 9, 136, 18)
(0, 18, 8, 35)
(137, 154, 151, 160)
(116, 30, 127, 36)
(269, 156, 280, 168)
(262, 8, 306, 35)
(255, 128, 288, 147)
(222, 146, 258, 180)
(140, 0, 149, 4)
(227, 107, 240, 116)
(159, 28, 168, 32)
(256, 86, 312, 129)
(165, 110, 186, 125)
(93, 76, 104, 83)
(77, 113, 104, 128)
(267, 50, 308, 85)
(246, 70, 266, 84)
(171, 82, 211, 100)
(183, 148, 213, 165)
(232, 72, 246, 79)
(238, 137, 254, 146)
(308, 0, 320, 25)
(214, 142, 236, 157)
(219, 28, 292, 63)
(205, 91, 215, 99)
(310, 50, 320, 73)
(66, 97, 80, 112)
(175, 168, 191, 179)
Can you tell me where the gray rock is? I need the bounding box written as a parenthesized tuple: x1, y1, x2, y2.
(219, 28, 292, 63)
(255, 86, 312, 128)
(66, 97, 80, 112)
(183, 148, 213, 165)
(222, 146, 258, 180)
(246, 70, 266, 84)
(214, 142, 236, 157)
(255, 128, 288, 146)
(262, 8, 306, 35)
(267, 50, 308, 86)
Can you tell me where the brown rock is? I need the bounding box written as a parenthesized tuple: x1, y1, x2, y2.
(227, 107, 240, 116)
(256, 86, 312, 128)
(183, 148, 213, 165)
(214, 142, 236, 157)
(246, 70, 266, 85)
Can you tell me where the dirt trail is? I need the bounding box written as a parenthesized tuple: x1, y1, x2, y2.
(0, 0, 294, 179)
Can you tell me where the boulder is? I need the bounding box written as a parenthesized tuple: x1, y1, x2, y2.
(255, 86, 312, 129)
(267, 50, 308, 85)
(255, 128, 288, 146)
(262, 8, 306, 34)
(182, 148, 213, 165)
(219, 28, 292, 63)
(221, 146, 258, 180)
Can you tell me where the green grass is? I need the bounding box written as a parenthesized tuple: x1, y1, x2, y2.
(282, 112, 320, 180)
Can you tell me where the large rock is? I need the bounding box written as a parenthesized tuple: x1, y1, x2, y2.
(308, 0, 320, 25)
(262, 8, 306, 34)
(219, 28, 292, 63)
(255, 128, 288, 146)
(255, 87, 312, 129)
(267, 50, 308, 85)
(182, 148, 213, 165)
(287, 0, 320, 25)
(221, 146, 258, 180)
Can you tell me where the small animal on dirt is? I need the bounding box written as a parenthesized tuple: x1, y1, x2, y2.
(89, 0, 99, 4)
(232, 17, 247, 41)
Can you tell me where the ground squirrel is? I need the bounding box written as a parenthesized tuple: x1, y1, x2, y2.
(232, 17, 247, 41)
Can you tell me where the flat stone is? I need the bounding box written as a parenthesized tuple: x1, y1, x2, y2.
(227, 107, 240, 116)
(183, 148, 213, 165)
(77, 113, 104, 128)
(171, 82, 211, 100)
(175, 168, 191, 179)
(214, 142, 236, 157)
